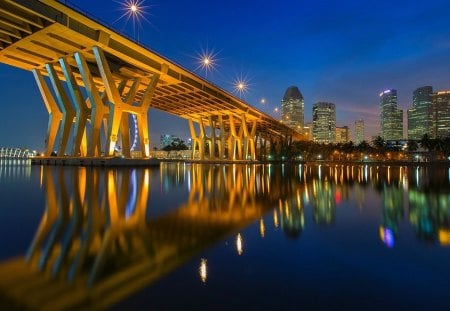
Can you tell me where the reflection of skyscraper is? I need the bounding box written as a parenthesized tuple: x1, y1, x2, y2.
(380, 89, 403, 140)
(311, 180, 335, 224)
(312, 102, 336, 143)
(354, 119, 364, 144)
(281, 86, 304, 132)
(407, 86, 433, 140)
(380, 185, 404, 247)
(432, 91, 450, 138)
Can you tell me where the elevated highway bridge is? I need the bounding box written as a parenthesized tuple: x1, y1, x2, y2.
(0, 0, 303, 160)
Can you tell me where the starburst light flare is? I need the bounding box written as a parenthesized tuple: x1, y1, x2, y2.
(194, 47, 220, 78)
(233, 78, 249, 98)
(114, 0, 152, 40)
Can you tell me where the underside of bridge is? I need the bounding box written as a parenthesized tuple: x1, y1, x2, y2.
(0, 0, 303, 160)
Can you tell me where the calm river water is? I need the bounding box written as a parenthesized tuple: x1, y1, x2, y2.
(0, 160, 449, 310)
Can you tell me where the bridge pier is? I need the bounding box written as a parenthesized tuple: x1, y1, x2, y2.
(33, 46, 160, 158)
(32, 69, 63, 157)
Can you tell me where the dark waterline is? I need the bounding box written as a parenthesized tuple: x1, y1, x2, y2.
(0, 160, 449, 310)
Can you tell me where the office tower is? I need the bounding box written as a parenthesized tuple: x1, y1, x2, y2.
(336, 126, 350, 143)
(380, 89, 403, 140)
(312, 102, 336, 143)
(281, 86, 304, 132)
(432, 91, 450, 138)
(160, 134, 178, 149)
(407, 86, 433, 140)
(354, 119, 364, 144)
(304, 122, 313, 141)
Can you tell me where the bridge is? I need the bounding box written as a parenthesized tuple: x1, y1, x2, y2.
(0, 147, 35, 158)
(0, 0, 302, 160)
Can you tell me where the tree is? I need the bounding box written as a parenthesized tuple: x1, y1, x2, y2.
(372, 136, 385, 150)
(419, 134, 434, 152)
(406, 140, 418, 152)
(162, 138, 188, 151)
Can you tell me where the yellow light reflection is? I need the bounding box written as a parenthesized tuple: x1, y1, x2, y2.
(199, 258, 207, 283)
(438, 230, 450, 246)
(236, 233, 243, 255)
(259, 218, 265, 238)
(274, 207, 279, 228)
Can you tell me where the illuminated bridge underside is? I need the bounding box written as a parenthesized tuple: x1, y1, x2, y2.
(0, 0, 302, 160)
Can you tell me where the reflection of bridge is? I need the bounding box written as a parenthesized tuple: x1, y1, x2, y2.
(0, 0, 302, 160)
(0, 164, 286, 310)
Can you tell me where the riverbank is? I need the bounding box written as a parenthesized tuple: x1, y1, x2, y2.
(30, 156, 450, 167)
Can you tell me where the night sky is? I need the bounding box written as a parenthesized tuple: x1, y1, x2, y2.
(1, 0, 450, 151)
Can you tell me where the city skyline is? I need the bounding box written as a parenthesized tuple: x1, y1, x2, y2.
(1, 0, 450, 151)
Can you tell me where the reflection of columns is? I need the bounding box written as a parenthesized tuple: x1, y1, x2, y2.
(32, 69, 63, 156)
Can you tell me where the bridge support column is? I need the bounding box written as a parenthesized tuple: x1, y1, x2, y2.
(241, 114, 257, 161)
(75, 52, 110, 157)
(46, 63, 76, 156)
(188, 118, 205, 160)
(92, 46, 159, 158)
(228, 115, 243, 160)
(218, 115, 226, 159)
(33, 69, 63, 157)
(59, 57, 91, 157)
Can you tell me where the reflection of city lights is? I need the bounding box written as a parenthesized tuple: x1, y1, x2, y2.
(438, 230, 450, 246)
(259, 218, 265, 238)
(379, 226, 394, 248)
(236, 233, 243, 255)
(199, 258, 207, 283)
(273, 209, 279, 228)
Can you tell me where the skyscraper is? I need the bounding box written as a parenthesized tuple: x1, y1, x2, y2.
(336, 126, 350, 143)
(354, 119, 364, 144)
(380, 89, 403, 140)
(407, 86, 433, 140)
(432, 91, 450, 138)
(312, 102, 336, 143)
(281, 86, 304, 132)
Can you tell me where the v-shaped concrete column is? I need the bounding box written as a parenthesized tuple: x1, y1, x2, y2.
(32, 69, 63, 156)
(92, 46, 159, 157)
(59, 57, 91, 157)
(75, 52, 110, 157)
(46, 63, 76, 156)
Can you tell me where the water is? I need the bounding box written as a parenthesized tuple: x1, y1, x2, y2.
(0, 161, 449, 310)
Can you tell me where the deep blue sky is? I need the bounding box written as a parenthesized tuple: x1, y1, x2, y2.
(1, 0, 450, 151)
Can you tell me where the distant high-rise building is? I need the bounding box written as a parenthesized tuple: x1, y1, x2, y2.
(432, 91, 450, 138)
(304, 122, 313, 141)
(312, 102, 336, 143)
(160, 134, 178, 149)
(336, 126, 350, 143)
(354, 119, 365, 144)
(380, 89, 403, 140)
(281, 86, 304, 132)
(408, 86, 433, 140)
